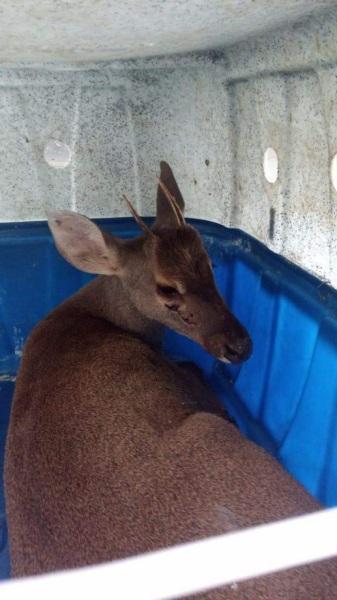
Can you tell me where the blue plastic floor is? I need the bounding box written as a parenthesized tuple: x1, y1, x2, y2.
(1, 217, 337, 579)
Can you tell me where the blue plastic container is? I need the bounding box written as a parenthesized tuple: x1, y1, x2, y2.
(1, 217, 337, 579)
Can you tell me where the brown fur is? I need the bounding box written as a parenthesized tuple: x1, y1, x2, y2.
(4, 162, 337, 598)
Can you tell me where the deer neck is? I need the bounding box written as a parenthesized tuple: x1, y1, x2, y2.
(69, 275, 164, 347)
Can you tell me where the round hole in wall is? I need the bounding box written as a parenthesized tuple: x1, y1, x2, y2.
(331, 154, 337, 192)
(44, 140, 72, 169)
(263, 147, 279, 184)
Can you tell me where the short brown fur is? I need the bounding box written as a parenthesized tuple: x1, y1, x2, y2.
(4, 162, 337, 598)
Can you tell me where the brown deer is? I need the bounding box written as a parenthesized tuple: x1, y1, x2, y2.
(4, 162, 337, 598)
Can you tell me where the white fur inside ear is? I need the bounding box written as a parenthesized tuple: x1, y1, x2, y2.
(47, 211, 118, 275)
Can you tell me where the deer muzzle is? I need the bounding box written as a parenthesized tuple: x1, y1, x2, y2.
(203, 313, 252, 364)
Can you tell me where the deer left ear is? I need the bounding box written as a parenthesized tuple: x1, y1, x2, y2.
(154, 161, 185, 229)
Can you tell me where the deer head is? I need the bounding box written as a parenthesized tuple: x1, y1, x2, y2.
(48, 162, 252, 364)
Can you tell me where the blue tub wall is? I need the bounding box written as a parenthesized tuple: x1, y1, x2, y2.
(1, 217, 337, 578)
(1, 217, 337, 502)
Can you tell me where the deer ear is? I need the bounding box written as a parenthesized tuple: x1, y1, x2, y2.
(154, 161, 185, 229)
(47, 211, 121, 275)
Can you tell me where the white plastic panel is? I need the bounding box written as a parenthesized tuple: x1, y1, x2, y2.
(0, 67, 232, 223)
(1, 6, 337, 287)
(0, 1, 334, 65)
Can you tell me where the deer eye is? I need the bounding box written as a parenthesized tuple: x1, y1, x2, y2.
(156, 284, 178, 297)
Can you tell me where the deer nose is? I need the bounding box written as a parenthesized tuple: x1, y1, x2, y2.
(204, 328, 252, 364)
(223, 335, 252, 363)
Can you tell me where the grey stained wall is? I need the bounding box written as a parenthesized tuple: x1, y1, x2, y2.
(1, 4, 337, 285)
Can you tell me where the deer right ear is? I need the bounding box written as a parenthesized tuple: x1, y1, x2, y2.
(47, 211, 121, 275)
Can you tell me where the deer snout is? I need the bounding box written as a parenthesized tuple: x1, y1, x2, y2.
(222, 333, 252, 363)
(204, 324, 252, 364)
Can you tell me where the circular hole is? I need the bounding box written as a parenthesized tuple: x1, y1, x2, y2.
(44, 140, 72, 169)
(331, 154, 337, 192)
(263, 147, 279, 184)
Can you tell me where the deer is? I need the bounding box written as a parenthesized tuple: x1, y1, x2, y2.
(4, 161, 337, 598)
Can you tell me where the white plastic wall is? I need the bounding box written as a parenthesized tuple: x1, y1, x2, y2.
(1, 3, 337, 286)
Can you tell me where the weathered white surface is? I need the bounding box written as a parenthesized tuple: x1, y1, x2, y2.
(0, 1, 334, 65)
(1, 5, 337, 286)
